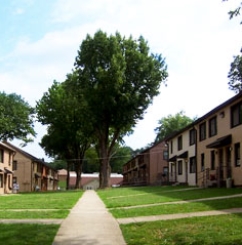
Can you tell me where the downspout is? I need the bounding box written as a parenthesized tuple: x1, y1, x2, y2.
(31, 161, 33, 192)
(194, 125, 198, 186)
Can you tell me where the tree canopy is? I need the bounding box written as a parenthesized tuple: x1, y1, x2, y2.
(0, 92, 36, 144)
(154, 111, 194, 143)
(71, 30, 168, 188)
(36, 74, 91, 189)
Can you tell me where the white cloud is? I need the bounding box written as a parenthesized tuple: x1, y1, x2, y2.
(1, 0, 241, 156)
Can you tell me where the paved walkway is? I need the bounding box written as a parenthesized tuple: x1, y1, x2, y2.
(52, 190, 126, 245)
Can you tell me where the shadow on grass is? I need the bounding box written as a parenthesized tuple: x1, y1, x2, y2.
(0, 223, 59, 245)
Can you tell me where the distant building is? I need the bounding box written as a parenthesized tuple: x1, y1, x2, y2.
(4, 142, 58, 192)
(58, 169, 123, 190)
(122, 141, 168, 186)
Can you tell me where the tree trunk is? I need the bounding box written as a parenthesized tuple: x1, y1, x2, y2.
(66, 162, 70, 190)
(75, 160, 82, 189)
(99, 155, 111, 188)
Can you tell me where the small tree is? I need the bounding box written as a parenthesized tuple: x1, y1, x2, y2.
(36, 74, 91, 189)
(154, 111, 194, 143)
(0, 92, 36, 144)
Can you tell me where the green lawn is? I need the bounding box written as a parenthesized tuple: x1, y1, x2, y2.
(0, 209, 69, 219)
(111, 196, 242, 218)
(98, 186, 242, 208)
(97, 186, 242, 244)
(0, 190, 83, 245)
(1, 190, 83, 209)
(121, 214, 242, 245)
(0, 224, 59, 245)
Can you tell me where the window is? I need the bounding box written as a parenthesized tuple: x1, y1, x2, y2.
(235, 143, 240, 167)
(199, 122, 206, 141)
(8, 152, 11, 165)
(189, 129, 196, 145)
(189, 157, 196, 173)
(13, 177, 17, 184)
(211, 150, 215, 170)
(209, 116, 217, 137)
(231, 102, 242, 127)
(0, 149, 3, 163)
(163, 150, 168, 160)
(170, 141, 173, 154)
(201, 153, 205, 172)
(178, 160, 183, 175)
(178, 136, 182, 151)
(13, 161, 18, 171)
(163, 167, 168, 176)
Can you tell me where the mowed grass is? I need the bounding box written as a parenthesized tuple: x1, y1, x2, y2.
(0, 209, 69, 219)
(0, 191, 83, 245)
(98, 186, 242, 208)
(0, 223, 59, 245)
(0, 190, 83, 219)
(120, 214, 242, 245)
(111, 196, 242, 218)
(98, 186, 242, 245)
(0, 190, 83, 210)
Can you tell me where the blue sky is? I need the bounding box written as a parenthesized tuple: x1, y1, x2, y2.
(1, 0, 241, 160)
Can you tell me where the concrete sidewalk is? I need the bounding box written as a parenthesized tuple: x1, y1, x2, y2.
(117, 207, 242, 224)
(52, 190, 126, 245)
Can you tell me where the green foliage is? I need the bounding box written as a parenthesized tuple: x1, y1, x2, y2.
(48, 160, 67, 170)
(75, 30, 168, 133)
(154, 111, 194, 143)
(228, 50, 242, 93)
(223, 1, 242, 93)
(74, 30, 168, 188)
(110, 146, 132, 173)
(36, 76, 90, 159)
(83, 146, 99, 173)
(0, 92, 36, 144)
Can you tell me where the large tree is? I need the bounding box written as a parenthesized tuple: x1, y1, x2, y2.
(36, 74, 91, 189)
(73, 30, 168, 188)
(154, 111, 194, 143)
(0, 92, 36, 144)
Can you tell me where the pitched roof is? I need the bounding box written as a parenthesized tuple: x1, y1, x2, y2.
(4, 141, 56, 171)
(166, 91, 242, 140)
(0, 142, 16, 152)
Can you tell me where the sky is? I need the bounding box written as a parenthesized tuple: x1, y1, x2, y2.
(1, 0, 241, 161)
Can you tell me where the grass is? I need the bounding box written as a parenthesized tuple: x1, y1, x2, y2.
(97, 186, 242, 244)
(0, 190, 83, 209)
(98, 186, 242, 208)
(120, 214, 242, 245)
(111, 196, 242, 218)
(0, 209, 69, 219)
(0, 224, 59, 245)
(0, 190, 83, 245)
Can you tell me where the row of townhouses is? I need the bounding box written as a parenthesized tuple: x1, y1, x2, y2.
(0, 141, 58, 194)
(123, 92, 242, 188)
